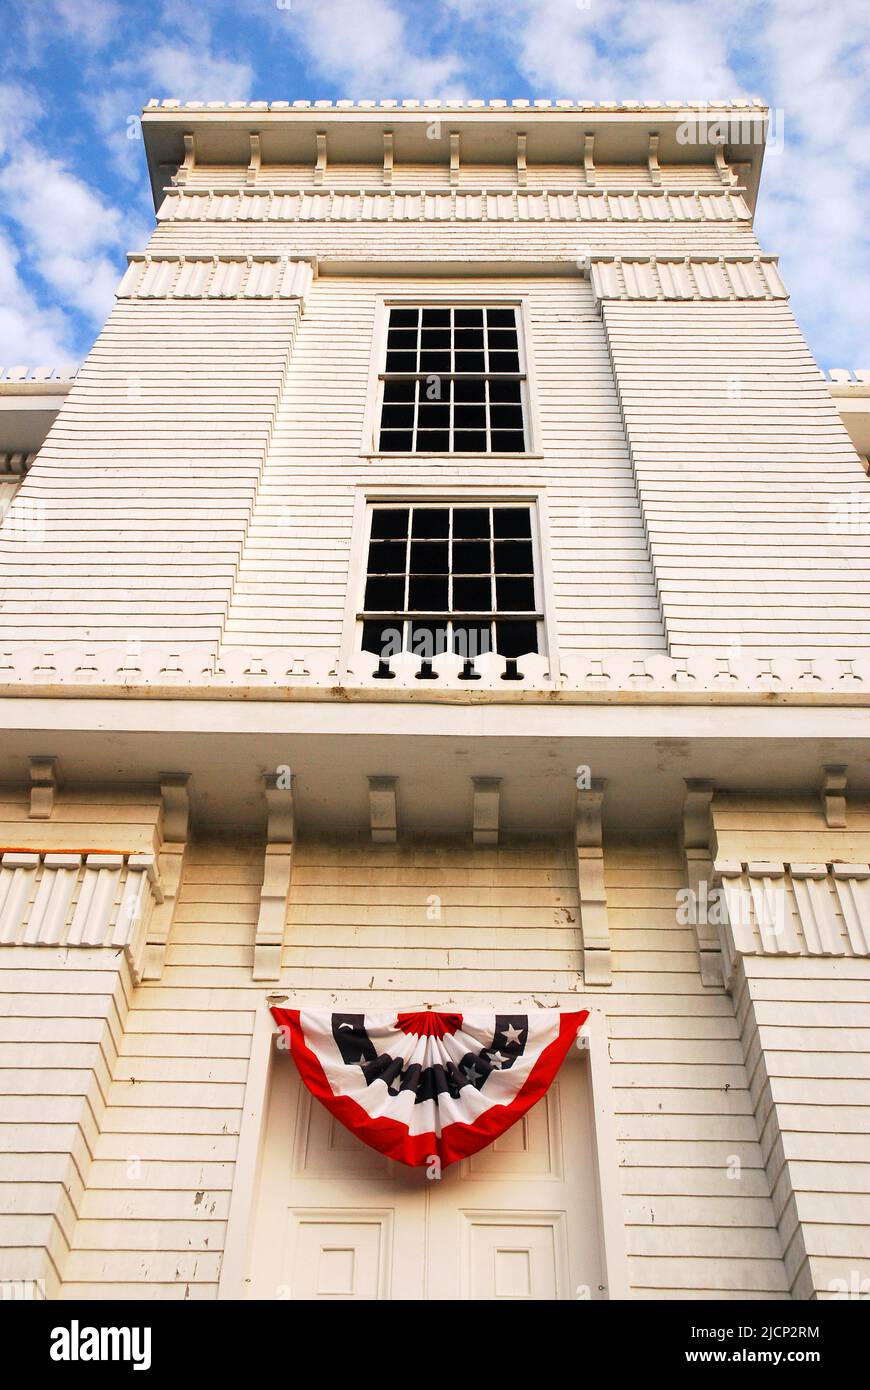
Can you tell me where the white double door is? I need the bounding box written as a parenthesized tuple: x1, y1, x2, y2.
(248, 1046, 603, 1301)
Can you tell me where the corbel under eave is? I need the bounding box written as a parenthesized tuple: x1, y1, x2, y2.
(253, 771, 296, 982)
(576, 779, 611, 986)
(175, 132, 196, 185)
(246, 132, 262, 185)
(680, 778, 722, 988)
(142, 773, 191, 980)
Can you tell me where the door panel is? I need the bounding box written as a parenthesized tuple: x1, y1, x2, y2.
(248, 1045, 603, 1301)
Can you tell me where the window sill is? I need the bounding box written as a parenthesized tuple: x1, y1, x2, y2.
(359, 451, 545, 461)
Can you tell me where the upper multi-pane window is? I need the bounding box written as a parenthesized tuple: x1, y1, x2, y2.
(360, 503, 542, 661)
(377, 306, 528, 454)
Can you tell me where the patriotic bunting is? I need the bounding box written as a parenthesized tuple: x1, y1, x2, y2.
(270, 1006, 588, 1168)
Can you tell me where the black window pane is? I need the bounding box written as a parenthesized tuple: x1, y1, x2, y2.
(420, 328, 451, 348)
(409, 622, 448, 657)
(408, 574, 449, 609)
(390, 307, 419, 327)
(421, 307, 451, 327)
(410, 541, 448, 574)
(454, 430, 487, 452)
(496, 575, 535, 610)
(495, 540, 534, 574)
(416, 430, 450, 452)
(494, 508, 532, 539)
(368, 540, 407, 572)
(453, 622, 492, 658)
(455, 328, 484, 349)
(379, 430, 413, 452)
(454, 403, 486, 430)
(455, 351, 486, 373)
(488, 351, 520, 373)
(490, 404, 524, 431)
(362, 620, 403, 656)
(454, 308, 484, 327)
(490, 431, 525, 453)
(416, 400, 450, 429)
(385, 350, 417, 373)
(486, 307, 516, 328)
(488, 378, 522, 404)
(412, 508, 450, 538)
(380, 404, 414, 430)
(453, 508, 490, 539)
(496, 620, 538, 656)
(365, 575, 405, 610)
(452, 540, 491, 573)
(487, 327, 519, 349)
(370, 508, 409, 540)
(383, 378, 415, 403)
(387, 329, 418, 351)
(419, 350, 451, 374)
(453, 576, 492, 611)
(453, 377, 487, 404)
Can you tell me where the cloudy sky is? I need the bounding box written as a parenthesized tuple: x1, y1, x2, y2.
(0, 0, 867, 370)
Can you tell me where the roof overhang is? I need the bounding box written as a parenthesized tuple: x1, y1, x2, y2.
(0, 379, 72, 454)
(141, 101, 769, 213)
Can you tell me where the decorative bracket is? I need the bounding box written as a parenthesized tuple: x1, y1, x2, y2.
(383, 131, 394, 185)
(583, 134, 596, 185)
(472, 778, 501, 846)
(314, 132, 327, 185)
(143, 773, 191, 980)
(29, 756, 59, 819)
(253, 771, 295, 981)
(714, 147, 737, 186)
(516, 133, 527, 187)
(647, 134, 661, 186)
(449, 132, 460, 186)
(175, 132, 196, 185)
(820, 764, 847, 828)
(575, 780, 611, 985)
(246, 132, 262, 185)
(680, 779, 721, 986)
(368, 776, 398, 844)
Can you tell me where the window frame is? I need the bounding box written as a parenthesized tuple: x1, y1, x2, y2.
(361, 296, 541, 457)
(340, 485, 560, 676)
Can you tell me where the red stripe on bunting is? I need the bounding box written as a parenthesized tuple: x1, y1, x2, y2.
(270, 1007, 588, 1168)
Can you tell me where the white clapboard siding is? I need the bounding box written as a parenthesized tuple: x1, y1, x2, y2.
(601, 301, 870, 653)
(178, 161, 730, 193)
(735, 956, 870, 1298)
(152, 220, 760, 260)
(52, 834, 789, 1299)
(0, 300, 304, 644)
(220, 274, 666, 653)
(713, 793, 870, 1297)
(0, 947, 134, 1295)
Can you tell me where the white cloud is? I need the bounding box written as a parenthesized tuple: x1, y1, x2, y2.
(281, 0, 466, 97)
(0, 140, 148, 330)
(138, 43, 255, 101)
(0, 230, 78, 364)
(471, 0, 870, 366)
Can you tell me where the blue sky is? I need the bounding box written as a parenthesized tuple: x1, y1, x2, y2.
(1, 0, 867, 371)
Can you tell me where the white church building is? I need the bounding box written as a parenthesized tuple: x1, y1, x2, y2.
(0, 97, 869, 1302)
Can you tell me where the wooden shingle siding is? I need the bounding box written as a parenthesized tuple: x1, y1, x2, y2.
(602, 302, 870, 654)
(220, 274, 667, 654)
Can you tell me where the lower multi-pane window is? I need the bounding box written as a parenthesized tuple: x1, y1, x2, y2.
(359, 503, 543, 661)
